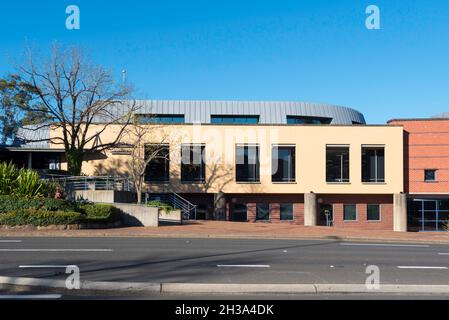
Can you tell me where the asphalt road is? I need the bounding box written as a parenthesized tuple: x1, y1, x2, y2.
(1, 237, 449, 288)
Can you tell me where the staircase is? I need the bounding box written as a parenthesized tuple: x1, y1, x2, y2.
(145, 192, 197, 220)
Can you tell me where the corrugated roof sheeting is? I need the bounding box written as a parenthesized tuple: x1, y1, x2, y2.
(102, 100, 365, 125)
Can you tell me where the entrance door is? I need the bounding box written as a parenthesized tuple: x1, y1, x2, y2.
(319, 204, 333, 227)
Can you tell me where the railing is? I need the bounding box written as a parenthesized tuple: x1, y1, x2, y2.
(145, 192, 197, 220)
(43, 175, 131, 192)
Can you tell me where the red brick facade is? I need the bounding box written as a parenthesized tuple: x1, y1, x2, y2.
(389, 119, 449, 194)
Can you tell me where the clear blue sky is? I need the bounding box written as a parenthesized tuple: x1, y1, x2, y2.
(1, 0, 449, 124)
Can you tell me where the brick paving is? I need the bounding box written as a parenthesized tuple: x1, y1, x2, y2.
(1, 221, 449, 244)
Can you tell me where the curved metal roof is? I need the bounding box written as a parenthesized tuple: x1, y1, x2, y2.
(100, 100, 365, 125)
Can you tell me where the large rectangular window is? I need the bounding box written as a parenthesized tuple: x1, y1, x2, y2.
(272, 145, 296, 182)
(362, 146, 385, 183)
(144, 144, 170, 182)
(326, 146, 350, 183)
(236, 145, 260, 182)
(181, 144, 206, 182)
(280, 204, 294, 221)
(343, 204, 357, 221)
(211, 115, 259, 124)
(287, 116, 332, 125)
(137, 114, 185, 124)
(256, 204, 270, 221)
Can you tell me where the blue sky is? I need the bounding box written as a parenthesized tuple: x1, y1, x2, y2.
(1, 0, 449, 123)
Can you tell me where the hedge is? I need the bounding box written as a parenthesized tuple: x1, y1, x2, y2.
(79, 203, 122, 223)
(146, 200, 174, 212)
(0, 195, 78, 213)
(0, 209, 83, 226)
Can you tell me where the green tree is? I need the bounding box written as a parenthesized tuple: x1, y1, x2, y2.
(0, 74, 32, 144)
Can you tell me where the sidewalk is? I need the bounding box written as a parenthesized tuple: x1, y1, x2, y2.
(1, 221, 449, 244)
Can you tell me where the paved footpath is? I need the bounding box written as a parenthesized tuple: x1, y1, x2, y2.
(0, 221, 449, 244)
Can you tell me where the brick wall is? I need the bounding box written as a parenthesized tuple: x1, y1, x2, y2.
(389, 119, 449, 194)
(319, 194, 393, 230)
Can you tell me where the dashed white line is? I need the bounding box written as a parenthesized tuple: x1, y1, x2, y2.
(438, 253, 449, 256)
(340, 243, 430, 248)
(217, 265, 271, 268)
(397, 266, 448, 269)
(0, 240, 22, 243)
(0, 249, 112, 252)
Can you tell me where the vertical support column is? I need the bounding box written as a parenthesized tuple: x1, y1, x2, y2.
(27, 152, 33, 169)
(393, 193, 408, 232)
(304, 192, 317, 226)
(214, 192, 226, 221)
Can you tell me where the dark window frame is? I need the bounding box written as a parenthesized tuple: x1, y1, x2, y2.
(235, 144, 260, 183)
(326, 145, 350, 183)
(256, 203, 270, 221)
(211, 115, 259, 124)
(343, 204, 357, 221)
(181, 144, 206, 183)
(137, 114, 185, 124)
(144, 144, 170, 182)
(362, 146, 385, 183)
(280, 203, 294, 221)
(287, 115, 332, 125)
(424, 169, 437, 182)
(272, 145, 296, 183)
(367, 204, 381, 221)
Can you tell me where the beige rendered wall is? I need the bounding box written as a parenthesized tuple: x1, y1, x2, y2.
(51, 124, 404, 195)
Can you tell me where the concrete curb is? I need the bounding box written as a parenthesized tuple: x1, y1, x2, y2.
(1, 276, 449, 294)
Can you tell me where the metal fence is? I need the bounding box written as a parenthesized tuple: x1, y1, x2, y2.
(43, 175, 131, 192)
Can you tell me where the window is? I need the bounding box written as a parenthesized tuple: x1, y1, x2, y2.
(424, 169, 437, 182)
(181, 144, 206, 182)
(236, 145, 260, 182)
(272, 146, 296, 182)
(144, 144, 170, 182)
(362, 147, 385, 183)
(256, 204, 270, 221)
(287, 116, 332, 125)
(280, 204, 294, 220)
(138, 114, 185, 124)
(367, 204, 380, 221)
(211, 115, 259, 124)
(344, 204, 357, 221)
(326, 146, 350, 183)
(231, 204, 248, 221)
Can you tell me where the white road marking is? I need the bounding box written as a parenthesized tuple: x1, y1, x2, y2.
(340, 243, 430, 248)
(0, 294, 62, 299)
(438, 253, 449, 256)
(0, 240, 22, 243)
(0, 249, 112, 252)
(217, 264, 270, 268)
(397, 266, 448, 269)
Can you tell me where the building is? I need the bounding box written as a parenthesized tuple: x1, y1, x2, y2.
(1, 100, 408, 231)
(388, 118, 449, 232)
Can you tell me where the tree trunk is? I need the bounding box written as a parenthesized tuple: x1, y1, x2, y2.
(66, 149, 84, 176)
(136, 176, 143, 204)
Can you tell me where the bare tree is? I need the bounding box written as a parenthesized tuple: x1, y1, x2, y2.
(124, 118, 171, 204)
(17, 44, 138, 175)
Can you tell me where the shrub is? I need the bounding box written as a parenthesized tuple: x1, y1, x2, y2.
(0, 162, 56, 198)
(0, 162, 18, 195)
(79, 203, 122, 223)
(146, 200, 174, 212)
(0, 209, 82, 226)
(0, 195, 78, 213)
